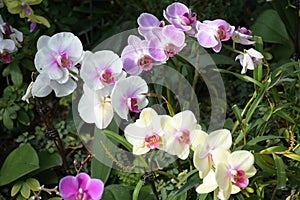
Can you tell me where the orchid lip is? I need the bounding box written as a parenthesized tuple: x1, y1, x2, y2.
(138, 55, 153, 71)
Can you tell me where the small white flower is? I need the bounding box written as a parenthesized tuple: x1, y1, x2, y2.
(235, 48, 264, 74)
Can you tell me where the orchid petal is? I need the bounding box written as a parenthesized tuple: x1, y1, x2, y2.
(59, 176, 79, 199)
(196, 170, 218, 194)
(31, 74, 52, 97)
(207, 129, 232, 150)
(228, 150, 254, 172)
(85, 178, 104, 200)
(50, 78, 77, 97)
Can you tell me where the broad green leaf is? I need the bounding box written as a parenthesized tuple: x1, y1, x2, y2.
(11, 181, 23, 197)
(20, 182, 30, 199)
(0, 144, 39, 186)
(91, 157, 112, 184)
(35, 151, 62, 173)
(272, 153, 286, 189)
(26, 178, 40, 192)
(101, 184, 132, 200)
(103, 129, 133, 151)
(251, 9, 291, 45)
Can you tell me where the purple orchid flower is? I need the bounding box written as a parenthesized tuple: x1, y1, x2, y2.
(196, 19, 235, 53)
(149, 25, 186, 62)
(59, 173, 104, 200)
(163, 2, 197, 35)
(231, 26, 255, 45)
(137, 13, 165, 40)
(111, 76, 148, 120)
(121, 35, 162, 75)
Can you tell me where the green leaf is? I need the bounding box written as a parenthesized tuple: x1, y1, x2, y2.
(272, 153, 286, 189)
(91, 157, 112, 184)
(274, 110, 295, 123)
(3, 109, 14, 130)
(247, 136, 284, 146)
(11, 181, 23, 197)
(20, 182, 30, 199)
(9, 62, 23, 87)
(38, 151, 62, 172)
(17, 110, 31, 126)
(283, 153, 300, 162)
(132, 180, 144, 200)
(215, 69, 263, 87)
(25, 178, 40, 192)
(103, 129, 133, 152)
(251, 9, 291, 45)
(245, 80, 270, 123)
(48, 198, 62, 200)
(167, 192, 187, 200)
(232, 104, 242, 123)
(0, 144, 39, 186)
(254, 153, 276, 174)
(101, 184, 132, 200)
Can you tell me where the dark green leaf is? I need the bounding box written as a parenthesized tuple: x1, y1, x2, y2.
(10, 62, 23, 87)
(3, 109, 14, 130)
(0, 144, 39, 186)
(17, 110, 31, 126)
(247, 136, 284, 146)
(101, 184, 132, 200)
(91, 157, 112, 184)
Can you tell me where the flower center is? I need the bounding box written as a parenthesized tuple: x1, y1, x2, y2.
(100, 69, 115, 84)
(231, 169, 248, 188)
(127, 97, 141, 113)
(76, 188, 84, 200)
(138, 55, 153, 71)
(57, 53, 72, 68)
(145, 134, 161, 149)
(164, 43, 178, 57)
(0, 51, 11, 63)
(181, 12, 197, 26)
(217, 25, 228, 41)
(174, 129, 191, 144)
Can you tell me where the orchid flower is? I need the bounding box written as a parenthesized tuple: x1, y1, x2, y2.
(235, 48, 264, 74)
(111, 76, 148, 120)
(80, 50, 126, 91)
(32, 32, 83, 97)
(160, 110, 202, 160)
(121, 35, 163, 75)
(0, 37, 16, 63)
(196, 169, 240, 199)
(137, 13, 165, 40)
(196, 19, 234, 53)
(231, 26, 255, 45)
(163, 2, 197, 35)
(149, 25, 186, 62)
(59, 173, 104, 200)
(78, 84, 114, 129)
(193, 129, 232, 178)
(215, 150, 257, 200)
(124, 107, 163, 155)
